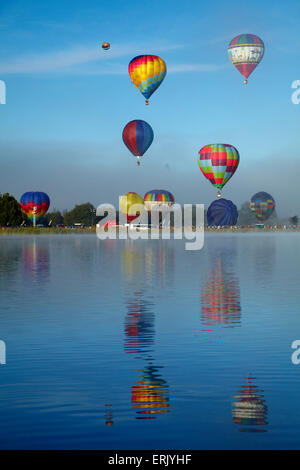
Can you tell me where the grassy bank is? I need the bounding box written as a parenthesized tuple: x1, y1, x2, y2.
(0, 227, 95, 235)
(1, 226, 300, 235)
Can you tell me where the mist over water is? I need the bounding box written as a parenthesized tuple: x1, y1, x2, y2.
(1, 140, 299, 217)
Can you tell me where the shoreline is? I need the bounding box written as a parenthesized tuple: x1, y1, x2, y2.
(1, 226, 300, 235)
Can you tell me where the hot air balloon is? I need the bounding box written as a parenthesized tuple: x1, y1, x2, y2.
(102, 41, 110, 51)
(228, 34, 264, 84)
(207, 198, 238, 226)
(128, 55, 167, 105)
(119, 192, 144, 223)
(250, 192, 275, 222)
(20, 191, 50, 226)
(144, 190, 174, 227)
(122, 120, 154, 166)
(144, 190, 174, 211)
(198, 144, 240, 198)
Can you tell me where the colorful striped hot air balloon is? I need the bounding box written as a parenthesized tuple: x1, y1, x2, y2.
(122, 120, 154, 166)
(228, 34, 264, 84)
(198, 144, 240, 198)
(20, 191, 50, 225)
(119, 192, 144, 223)
(128, 55, 167, 105)
(250, 192, 275, 222)
(143, 190, 175, 211)
(144, 190, 175, 227)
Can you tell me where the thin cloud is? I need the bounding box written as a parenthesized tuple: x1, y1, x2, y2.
(0, 43, 224, 76)
(0, 43, 183, 75)
(54, 62, 226, 76)
(167, 63, 226, 73)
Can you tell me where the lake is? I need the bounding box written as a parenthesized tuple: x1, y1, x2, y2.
(0, 233, 300, 449)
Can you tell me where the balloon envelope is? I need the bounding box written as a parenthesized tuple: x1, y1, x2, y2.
(144, 190, 174, 211)
(122, 120, 154, 162)
(102, 41, 110, 50)
(228, 34, 264, 81)
(207, 198, 238, 226)
(20, 191, 50, 221)
(128, 55, 167, 102)
(119, 192, 144, 223)
(250, 191, 275, 221)
(198, 143, 240, 191)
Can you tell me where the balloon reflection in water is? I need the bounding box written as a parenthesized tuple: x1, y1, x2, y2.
(124, 290, 155, 354)
(121, 241, 174, 290)
(131, 364, 170, 419)
(232, 376, 268, 432)
(104, 403, 114, 426)
(121, 242, 144, 283)
(22, 240, 50, 284)
(145, 243, 174, 289)
(201, 258, 241, 328)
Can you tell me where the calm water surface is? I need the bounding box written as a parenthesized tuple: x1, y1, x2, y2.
(0, 233, 300, 449)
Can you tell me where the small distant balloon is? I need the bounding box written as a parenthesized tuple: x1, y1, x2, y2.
(20, 191, 50, 221)
(228, 34, 264, 84)
(207, 198, 238, 226)
(250, 192, 275, 222)
(128, 55, 167, 105)
(122, 120, 154, 166)
(102, 41, 110, 51)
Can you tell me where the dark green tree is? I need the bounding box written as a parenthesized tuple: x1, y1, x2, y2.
(0, 193, 27, 226)
(43, 210, 64, 226)
(64, 202, 96, 226)
(289, 215, 299, 225)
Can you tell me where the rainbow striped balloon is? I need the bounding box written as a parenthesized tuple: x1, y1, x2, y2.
(20, 191, 50, 221)
(128, 55, 167, 104)
(144, 190, 174, 211)
(198, 144, 240, 193)
(228, 34, 264, 83)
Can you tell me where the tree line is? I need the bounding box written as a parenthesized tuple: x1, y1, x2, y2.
(0, 192, 299, 227)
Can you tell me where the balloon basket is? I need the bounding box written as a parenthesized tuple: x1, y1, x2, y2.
(145, 100, 149, 105)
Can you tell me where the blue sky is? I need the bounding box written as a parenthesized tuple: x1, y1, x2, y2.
(0, 0, 300, 216)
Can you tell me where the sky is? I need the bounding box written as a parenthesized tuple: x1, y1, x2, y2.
(0, 0, 300, 216)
